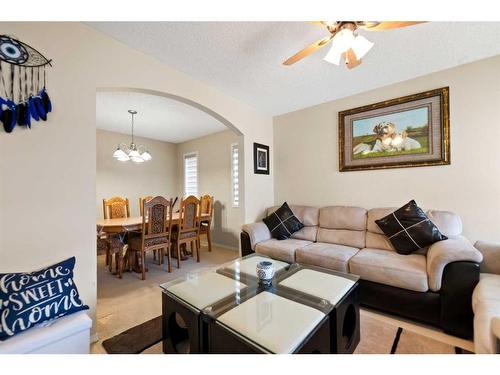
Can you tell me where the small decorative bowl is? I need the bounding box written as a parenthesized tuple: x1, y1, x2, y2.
(256, 261, 275, 285)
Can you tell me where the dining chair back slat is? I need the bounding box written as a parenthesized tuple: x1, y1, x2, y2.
(103, 196, 130, 219)
(173, 195, 201, 267)
(199, 195, 214, 252)
(129, 196, 173, 279)
(139, 196, 153, 217)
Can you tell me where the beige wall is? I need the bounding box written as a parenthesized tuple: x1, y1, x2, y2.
(274, 56, 500, 243)
(177, 130, 243, 249)
(96, 129, 178, 218)
(0, 22, 273, 338)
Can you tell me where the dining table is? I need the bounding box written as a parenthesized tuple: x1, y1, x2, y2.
(96, 212, 211, 234)
(97, 213, 211, 267)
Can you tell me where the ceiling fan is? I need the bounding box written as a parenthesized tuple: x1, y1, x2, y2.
(283, 21, 424, 69)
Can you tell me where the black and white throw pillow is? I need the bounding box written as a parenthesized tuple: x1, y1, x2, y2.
(375, 200, 447, 255)
(263, 202, 304, 240)
(0, 257, 88, 340)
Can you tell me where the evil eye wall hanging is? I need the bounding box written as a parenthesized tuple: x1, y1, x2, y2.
(0, 35, 52, 133)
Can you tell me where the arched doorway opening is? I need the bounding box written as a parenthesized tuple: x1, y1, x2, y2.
(94, 87, 245, 351)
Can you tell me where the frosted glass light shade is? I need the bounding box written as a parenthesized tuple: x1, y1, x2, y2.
(131, 155, 144, 163)
(323, 28, 355, 65)
(351, 35, 374, 60)
(141, 151, 152, 161)
(113, 148, 128, 159)
(129, 149, 141, 159)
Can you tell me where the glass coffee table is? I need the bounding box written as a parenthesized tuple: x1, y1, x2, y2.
(160, 254, 359, 354)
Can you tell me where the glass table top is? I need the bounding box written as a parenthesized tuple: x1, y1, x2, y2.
(160, 254, 359, 353)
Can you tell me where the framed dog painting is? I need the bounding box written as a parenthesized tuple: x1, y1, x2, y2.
(338, 87, 450, 172)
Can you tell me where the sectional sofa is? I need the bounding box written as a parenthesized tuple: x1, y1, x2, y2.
(240, 204, 483, 339)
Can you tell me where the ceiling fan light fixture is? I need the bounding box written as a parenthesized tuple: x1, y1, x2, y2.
(323, 28, 355, 65)
(351, 34, 374, 60)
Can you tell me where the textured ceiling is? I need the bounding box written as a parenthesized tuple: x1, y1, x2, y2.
(96, 91, 227, 143)
(89, 22, 500, 115)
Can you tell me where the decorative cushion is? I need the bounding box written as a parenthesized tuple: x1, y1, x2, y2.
(375, 200, 447, 255)
(263, 202, 304, 240)
(0, 257, 88, 341)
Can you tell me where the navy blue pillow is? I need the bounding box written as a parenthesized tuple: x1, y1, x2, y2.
(0, 257, 88, 340)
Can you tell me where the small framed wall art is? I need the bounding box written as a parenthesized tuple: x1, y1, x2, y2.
(253, 142, 270, 175)
(338, 87, 450, 172)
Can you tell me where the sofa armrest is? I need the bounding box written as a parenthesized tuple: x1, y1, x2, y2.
(427, 236, 483, 291)
(474, 241, 500, 275)
(241, 222, 271, 251)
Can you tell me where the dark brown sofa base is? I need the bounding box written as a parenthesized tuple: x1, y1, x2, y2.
(240, 231, 480, 339)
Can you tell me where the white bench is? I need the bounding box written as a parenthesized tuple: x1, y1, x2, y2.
(0, 311, 92, 354)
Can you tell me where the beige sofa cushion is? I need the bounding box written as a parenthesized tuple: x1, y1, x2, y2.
(267, 204, 319, 242)
(426, 210, 462, 237)
(366, 208, 396, 251)
(296, 242, 360, 273)
(349, 248, 429, 292)
(255, 238, 312, 263)
(318, 206, 367, 248)
(472, 273, 500, 354)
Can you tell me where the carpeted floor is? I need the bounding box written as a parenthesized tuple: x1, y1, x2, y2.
(92, 245, 472, 354)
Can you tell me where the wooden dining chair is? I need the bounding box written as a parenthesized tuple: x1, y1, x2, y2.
(129, 196, 173, 279)
(172, 195, 201, 268)
(102, 196, 130, 270)
(198, 195, 214, 252)
(139, 196, 153, 217)
(103, 196, 130, 219)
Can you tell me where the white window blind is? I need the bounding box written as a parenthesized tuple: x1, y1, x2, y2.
(231, 143, 240, 207)
(184, 152, 198, 197)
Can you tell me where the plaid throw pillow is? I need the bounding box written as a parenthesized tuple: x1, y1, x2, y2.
(263, 202, 304, 240)
(375, 200, 447, 255)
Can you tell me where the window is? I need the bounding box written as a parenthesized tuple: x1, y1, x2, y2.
(231, 143, 239, 207)
(184, 152, 198, 197)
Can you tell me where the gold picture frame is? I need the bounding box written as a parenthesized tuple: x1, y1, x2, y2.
(339, 87, 450, 172)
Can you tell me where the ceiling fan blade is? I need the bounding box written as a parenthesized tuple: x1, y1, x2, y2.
(283, 35, 334, 65)
(342, 48, 362, 70)
(359, 21, 424, 31)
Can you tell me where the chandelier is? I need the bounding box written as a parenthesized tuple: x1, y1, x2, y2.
(112, 110, 152, 163)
